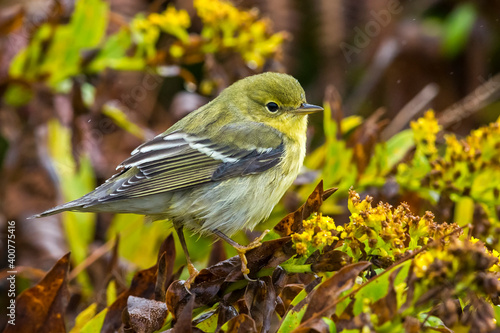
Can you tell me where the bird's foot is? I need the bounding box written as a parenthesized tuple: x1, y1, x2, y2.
(232, 229, 270, 281)
(184, 262, 199, 292)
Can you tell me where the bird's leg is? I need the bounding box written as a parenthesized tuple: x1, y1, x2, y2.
(174, 226, 199, 289)
(212, 229, 270, 281)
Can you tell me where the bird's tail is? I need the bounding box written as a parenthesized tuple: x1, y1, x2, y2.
(29, 196, 94, 219)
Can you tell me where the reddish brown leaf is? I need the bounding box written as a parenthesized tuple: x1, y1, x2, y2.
(225, 314, 258, 333)
(272, 266, 288, 296)
(194, 237, 292, 284)
(102, 234, 175, 332)
(300, 262, 371, 326)
(310, 250, 353, 273)
(158, 233, 176, 289)
(216, 304, 238, 331)
(4, 252, 70, 333)
(123, 296, 168, 333)
(102, 265, 157, 332)
(244, 277, 276, 333)
(208, 239, 227, 267)
(172, 293, 195, 333)
(280, 284, 304, 312)
(166, 280, 190, 321)
(166, 266, 225, 318)
(274, 180, 337, 237)
(289, 277, 322, 315)
(244, 237, 293, 281)
(166, 238, 294, 327)
(403, 316, 421, 333)
(155, 252, 168, 302)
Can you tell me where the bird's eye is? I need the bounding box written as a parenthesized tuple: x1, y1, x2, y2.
(266, 102, 279, 113)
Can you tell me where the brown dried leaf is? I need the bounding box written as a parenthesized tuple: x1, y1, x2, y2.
(194, 237, 292, 284)
(101, 235, 175, 332)
(123, 296, 168, 333)
(208, 239, 227, 267)
(280, 284, 304, 312)
(159, 234, 177, 289)
(102, 265, 157, 332)
(272, 266, 288, 295)
(172, 294, 195, 333)
(310, 250, 353, 273)
(155, 252, 168, 302)
(245, 277, 276, 333)
(244, 237, 293, 280)
(225, 314, 258, 333)
(274, 180, 337, 237)
(300, 262, 371, 326)
(216, 304, 238, 331)
(4, 252, 70, 333)
(166, 238, 293, 325)
(403, 316, 421, 333)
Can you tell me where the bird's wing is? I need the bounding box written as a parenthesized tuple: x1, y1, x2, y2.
(97, 127, 284, 202)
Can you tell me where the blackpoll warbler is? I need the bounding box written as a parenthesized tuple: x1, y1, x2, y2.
(34, 72, 323, 284)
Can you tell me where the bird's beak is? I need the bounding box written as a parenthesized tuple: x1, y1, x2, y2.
(291, 103, 324, 115)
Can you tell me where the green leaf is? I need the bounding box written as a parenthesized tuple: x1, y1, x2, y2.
(9, 0, 109, 87)
(3, 83, 33, 107)
(107, 214, 165, 269)
(442, 3, 477, 58)
(454, 196, 474, 227)
(195, 310, 218, 332)
(106, 280, 117, 306)
(494, 305, 500, 323)
(322, 317, 336, 333)
(352, 260, 411, 316)
(385, 129, 414, 170)
(102, 103, 146, 140)
(69, 303, 97, 333)
(79, 308, 108, 333)
(47, 119, 96, 294)
(278, 304, 307, 333)
(87, 29, 139, 72)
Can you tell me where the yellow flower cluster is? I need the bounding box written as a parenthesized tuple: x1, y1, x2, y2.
(291, 213, 343, 255)
(435, 116, 500, 202)
(342, 189, 459, 261)
(129, 0, 285, 74)
(410, 110, 440, 159)
(131, 5, 191, 59)
(149, 5, 190, 43)
(398, 111, 500, 206)
(413, 238, 499, 286)
(194, 0, 285, 69)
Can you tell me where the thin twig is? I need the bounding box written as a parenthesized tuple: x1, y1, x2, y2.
(345, 38, 400, 115)
(381, 83, 439, 141)
(68, 237, 116, 281)
(438, 73, 500, 129)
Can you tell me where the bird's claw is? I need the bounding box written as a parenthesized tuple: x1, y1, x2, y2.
(183, 263, 199, 294)
(234, 229, 270, 280)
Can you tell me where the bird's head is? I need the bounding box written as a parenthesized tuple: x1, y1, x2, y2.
(220, 72, 323, 140)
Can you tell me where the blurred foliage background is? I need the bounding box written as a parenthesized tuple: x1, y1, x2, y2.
(1, 0, 500, 330)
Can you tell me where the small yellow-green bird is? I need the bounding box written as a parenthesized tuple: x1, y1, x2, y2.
(34, 72, 323, 285)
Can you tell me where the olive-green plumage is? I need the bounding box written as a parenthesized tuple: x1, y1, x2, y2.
(34, 72, 322, 281)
